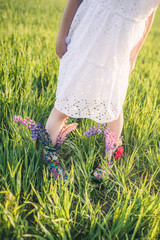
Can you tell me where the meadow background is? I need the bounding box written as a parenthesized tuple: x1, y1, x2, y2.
(0, 0, 160, 239)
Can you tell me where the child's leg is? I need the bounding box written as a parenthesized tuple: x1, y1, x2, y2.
(45, 107, 68, 146)
(93, 108, 124, 180)
(107, 108, 123, 138)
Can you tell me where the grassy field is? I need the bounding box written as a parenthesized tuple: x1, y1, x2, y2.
(0, 0, 160, 239)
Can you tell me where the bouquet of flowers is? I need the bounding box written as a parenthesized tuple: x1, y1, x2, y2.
(84, 123, 124, 163)
(13, 115, 78, 149)
(13, 115, 78, 183)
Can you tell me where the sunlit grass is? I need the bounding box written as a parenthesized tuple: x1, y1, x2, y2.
(0, 0, 160, 239)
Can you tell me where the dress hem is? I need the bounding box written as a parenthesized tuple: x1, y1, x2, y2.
(54, 103, 122, 124)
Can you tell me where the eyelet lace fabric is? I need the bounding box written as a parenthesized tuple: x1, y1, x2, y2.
(54, 0, 159, 123)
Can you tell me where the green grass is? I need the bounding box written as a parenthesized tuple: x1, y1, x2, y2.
(0, 0, 160, 239)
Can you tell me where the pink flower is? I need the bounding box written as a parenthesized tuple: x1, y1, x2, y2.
(55, 123, 78, 147)
(13, 115, 36, 129)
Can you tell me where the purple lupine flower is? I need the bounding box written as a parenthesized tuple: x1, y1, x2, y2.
(84, 123, 109, 137)
(30, 123, 39, 141)
(13, 115, 40, 142)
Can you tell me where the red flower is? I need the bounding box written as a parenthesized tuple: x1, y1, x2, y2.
(114, 146, 124, 159)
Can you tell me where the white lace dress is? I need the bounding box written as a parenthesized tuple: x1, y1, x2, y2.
(54, 0, 159, 123)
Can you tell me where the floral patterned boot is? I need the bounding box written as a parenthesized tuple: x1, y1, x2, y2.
(84, 123, 124, 181)
(41, 118, 78, 183)
(93, 144, 124, 181)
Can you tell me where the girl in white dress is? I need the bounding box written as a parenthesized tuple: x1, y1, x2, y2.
(43, 0, 159, 181)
